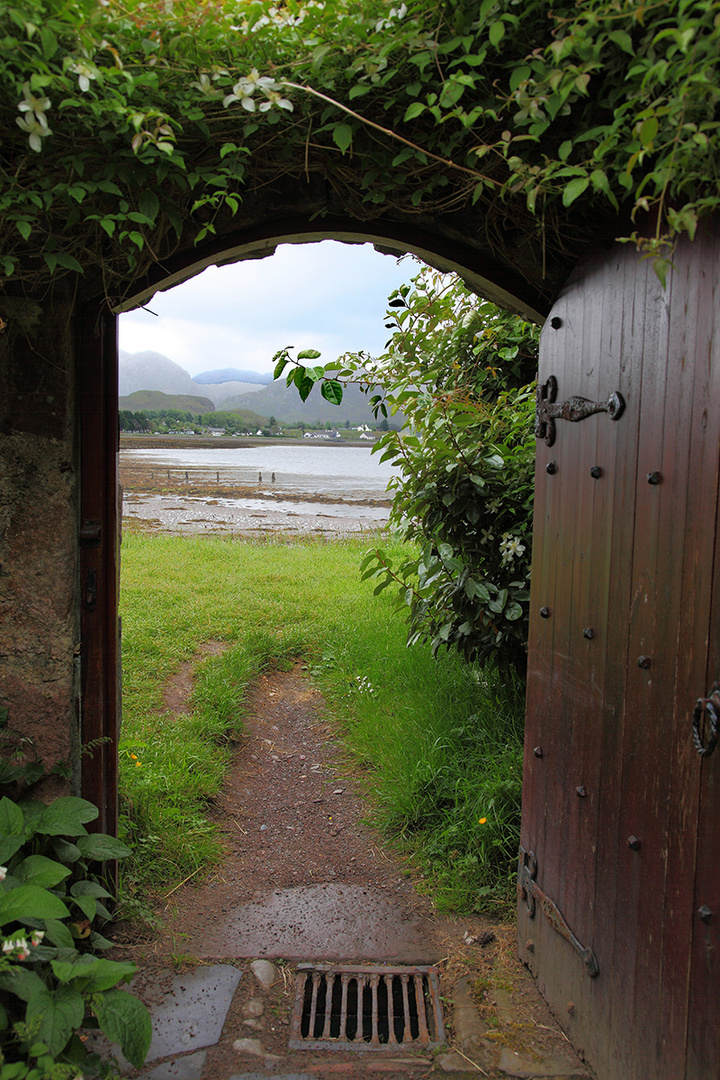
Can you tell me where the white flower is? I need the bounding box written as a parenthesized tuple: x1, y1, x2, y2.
(224, 69, 276, 111)
(31, 930, 45, 946)
(2, 940, 14, 954)
(16, 112, 52, 152)
(487, 499, 501, 513)
(18, 82, 51, 121)
(190, 73, 221, 98)
(480, 528, 495, 545)
(258, 90, 294, 112)
(0, 866, 6, 881)
(68, 60, 97, 92)
(238, 68, 276, 94)
(499, 533, 526, 564)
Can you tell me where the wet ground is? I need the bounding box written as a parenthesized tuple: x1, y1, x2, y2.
(105, 662, 592, 1080)
(120, 444, 392, 537)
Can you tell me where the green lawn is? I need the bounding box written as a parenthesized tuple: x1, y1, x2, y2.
(119, 532, 523, 915)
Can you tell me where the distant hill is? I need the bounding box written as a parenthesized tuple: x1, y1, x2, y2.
(217, 379, 392, 426)
(194, 367, 272, 385)
(119, 351, 200, 398)
(214, 408, 274, 430)
(119, 390, 215, 414)
(119, 351, 268, 407)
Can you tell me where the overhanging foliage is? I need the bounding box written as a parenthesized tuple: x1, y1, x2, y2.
(0, 0, 717, 302)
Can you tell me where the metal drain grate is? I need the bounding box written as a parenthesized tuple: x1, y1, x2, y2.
(289, 963, 445, 1051)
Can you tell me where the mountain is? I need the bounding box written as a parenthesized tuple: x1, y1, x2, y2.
(217, 379, 392, 426)
(119, 351, 199, 398)
(194, 367, 272, 385)
(118, 350, 397, 426)
(119, 390, 215, 414)
(119, 351, 268, 407)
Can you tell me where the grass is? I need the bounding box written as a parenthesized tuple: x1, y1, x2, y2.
(119, 531, 524, 915)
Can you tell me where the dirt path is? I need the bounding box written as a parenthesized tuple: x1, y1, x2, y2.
(115, 659, 591, 1080)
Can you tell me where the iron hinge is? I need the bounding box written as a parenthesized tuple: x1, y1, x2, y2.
(79, 519, 102, 545)
(518, 846, 599, 978)
(535, 375, 625, 447)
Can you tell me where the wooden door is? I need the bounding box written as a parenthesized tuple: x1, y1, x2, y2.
(78, 305, 120, 837)
(519, 223, 720, 1080)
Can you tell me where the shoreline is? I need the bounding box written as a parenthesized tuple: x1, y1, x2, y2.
(120, 434, 375, 450)
(119, 443, 393, 537)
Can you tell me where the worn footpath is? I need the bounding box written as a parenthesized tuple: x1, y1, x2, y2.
(107, 658, 592, 1080)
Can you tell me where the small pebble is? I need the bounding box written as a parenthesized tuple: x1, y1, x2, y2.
(250, 959, 277, 990)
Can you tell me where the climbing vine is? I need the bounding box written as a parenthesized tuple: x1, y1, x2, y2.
(0, 0, 718, 296)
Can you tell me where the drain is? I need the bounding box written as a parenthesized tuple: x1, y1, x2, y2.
(289, 963, 445, 1051)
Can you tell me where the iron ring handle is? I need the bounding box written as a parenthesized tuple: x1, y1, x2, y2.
(692, 688, 720, 757)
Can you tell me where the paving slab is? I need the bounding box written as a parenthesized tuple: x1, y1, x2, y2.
(142, 963, 243, 1062)
(91, 963, 243, 1071)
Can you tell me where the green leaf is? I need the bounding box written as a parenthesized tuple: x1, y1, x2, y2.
(638, 115, 658, 148)
(0, 967, 46, 1003)
(72, 895, 96, 921)
(509, 65, 531, 92)
(55, 253, 85, 274)
(332, 123, 353, 153)
(403, 101, 425, 121)
(562, 176, 590, 207)
(320, 380, 343, 406)
(70, 880, 113, 900)
(0, 797, 24, 836)
(488, 20, 505, 47)
(26, 984, 84, 1058)
(608, 29, 634, 54)
(53, 956, 136, 992)
(0, 885, 70, 925)
(296, 349, 321, 361)
(295, 375, 315, 403)
(0, 836, 25, 863)
(139, 190, 160, 222)
(35, 797, 97, 836)
(15, 856, 71, 889)
(39, 26, 57, 59)
(15, 220, 32, 241)
(52, 838, 81, 863)
(505, 601, 524, 621)
(94, 988, 152, 1068)
(75, 833, 131, 860)
(42, 918, 75, 949)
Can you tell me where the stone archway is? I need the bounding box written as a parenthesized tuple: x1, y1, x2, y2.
(75, 209, 555, 837)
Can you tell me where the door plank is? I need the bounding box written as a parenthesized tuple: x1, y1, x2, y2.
(683, 222, 720, 1080)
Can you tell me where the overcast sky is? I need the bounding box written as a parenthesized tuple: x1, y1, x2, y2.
(119, 240, 422, 377)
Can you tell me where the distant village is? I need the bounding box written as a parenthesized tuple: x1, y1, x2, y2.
(118, 351, 397, 439)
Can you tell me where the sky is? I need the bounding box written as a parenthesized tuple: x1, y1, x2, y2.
(119, 240, 423, 377)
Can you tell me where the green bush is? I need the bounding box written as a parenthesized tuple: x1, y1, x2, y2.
(0, 725, 151, 1077)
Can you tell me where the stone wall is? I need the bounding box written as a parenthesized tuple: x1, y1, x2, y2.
(0, 292, 79, 796)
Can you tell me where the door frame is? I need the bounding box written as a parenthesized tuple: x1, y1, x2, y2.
(78, 305, 120, 836)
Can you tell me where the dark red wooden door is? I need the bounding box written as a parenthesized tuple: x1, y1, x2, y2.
(519, 223, 720, 1080)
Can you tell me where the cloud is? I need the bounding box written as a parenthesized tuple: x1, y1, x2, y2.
(119, 240, 419, 375)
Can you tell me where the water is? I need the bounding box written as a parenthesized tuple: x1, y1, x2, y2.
(121, 442, 399, 535)
(122, 443, 396, 499)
